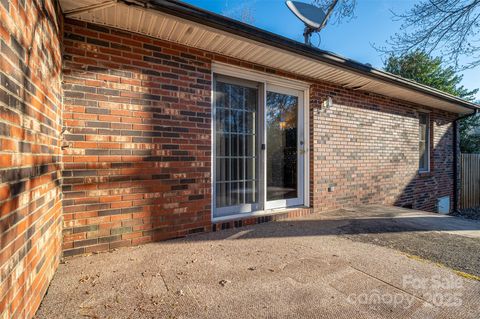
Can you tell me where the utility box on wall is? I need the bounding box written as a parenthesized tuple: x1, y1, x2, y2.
(437, 196, 450, 214)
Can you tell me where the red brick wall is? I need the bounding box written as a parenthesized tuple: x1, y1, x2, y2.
(310, 83, 456, 212)
(61, 20, 457, 256)
(0, 0, 63, 318)
(61, 19, 211, 257)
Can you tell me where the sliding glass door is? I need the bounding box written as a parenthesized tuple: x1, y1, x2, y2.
(214, 76, 260, 217)
(213, 75, 305, 218)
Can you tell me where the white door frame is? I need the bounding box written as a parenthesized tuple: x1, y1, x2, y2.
(264, 84, 305, 210)
(211, 63, 310, 221)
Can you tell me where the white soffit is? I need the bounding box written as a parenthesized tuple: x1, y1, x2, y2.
(60, 0, 475, 114)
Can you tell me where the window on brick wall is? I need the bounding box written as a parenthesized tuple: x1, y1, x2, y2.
(419, 112, 430, 172)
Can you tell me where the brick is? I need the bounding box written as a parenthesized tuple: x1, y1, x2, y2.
(0, 154, 12, 167)
(111, 226, 132, 235)
(1, 1, 63, 318)
(73, 238, 98, 247)
(63, 247, 85, 257)
(59, 19, 457, 265)
(87, 37, 109, 47)
(60, 15, 215, 256)
(73, 225, 99, 233)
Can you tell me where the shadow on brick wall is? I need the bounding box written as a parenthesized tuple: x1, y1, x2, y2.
(60, 19, 212, 255)
(393, 116, 455, 212)
(0, 1, 62, 317)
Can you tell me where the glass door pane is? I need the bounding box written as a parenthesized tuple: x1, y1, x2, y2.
(265, 86, 304, 209)
(266, 91, 298, 201)
(214, 77, 259, 217)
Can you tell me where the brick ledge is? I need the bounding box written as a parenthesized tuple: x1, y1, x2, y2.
(212, 207, 313, 232)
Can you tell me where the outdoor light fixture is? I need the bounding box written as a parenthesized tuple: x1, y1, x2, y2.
(322, 96, 333, 109)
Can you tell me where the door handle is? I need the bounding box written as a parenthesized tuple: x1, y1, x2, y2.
(299, 141, 306, 155)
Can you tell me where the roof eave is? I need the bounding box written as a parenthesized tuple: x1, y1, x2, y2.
(140, 0, 478, 113)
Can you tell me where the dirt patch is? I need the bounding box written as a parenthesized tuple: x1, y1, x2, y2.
(340, 219, 480, 277)
(451, 208, 480, 221)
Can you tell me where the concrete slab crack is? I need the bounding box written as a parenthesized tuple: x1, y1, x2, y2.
(348, 265, 434, 306)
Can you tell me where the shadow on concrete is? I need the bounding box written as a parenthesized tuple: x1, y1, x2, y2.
(157, 207, 480, 243)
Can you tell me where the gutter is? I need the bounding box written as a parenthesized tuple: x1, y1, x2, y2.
(453, 110, 478, 212)
(119, 0, 480, 112)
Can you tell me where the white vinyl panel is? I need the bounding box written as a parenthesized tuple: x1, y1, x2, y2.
(235, 42, 257, 57)
(154, 16, 168, 37)
(172, 23, 190, 43)
(327, 72, 355, 83)
(300, 65, 330, 78)
(289, 60, 317, 74)
(374, 87, 397, 95)
(114, 7, 121, 27)
(328, 72, 362, 85)
(319, 70, 345, 82)
(118, 6, 130, 29)
(193, 30, 215, 48)
(379, 86, 413, 96)
(263, 51, 290, 69)
(316, 68, 343, 79)
(165, 21, 179, 41)
(343, 78, 373, 89)
(112, 4, 118, 28)
(101, 5, 108, 25)
(270, 53, 296, 69)
(126, 7, 134, 31)
(362, 82, 384, 90)
(145, 14, 158, 36)
(220, 39, 245, 56)
(107, 6, 117, 27)
(155, 19, 173, 39)
(248, 48, 273, 65)
(273, 59, 304, 74)
(216, 38, 237, 54)
(358, 79, 377, 87)
(177, 25, 195, 43)
(241, 46, 268, 61)
(184, 27, 203, 46)
(87, 7, 98, 23)
(62, 0, 98, 12)
(134, 10, 144, 33)
(191, 31, 211, 48)
(208, 35, 229, 52)
(299, 66, 327, 78)
(176, 22, 193, 40)
(207, 34, 227, 51)
(307, 68, 332, 80)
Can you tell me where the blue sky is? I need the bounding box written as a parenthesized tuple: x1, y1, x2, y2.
(183, 0, 480, 100)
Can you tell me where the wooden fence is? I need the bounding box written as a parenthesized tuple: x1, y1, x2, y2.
(461, 153, 480, 209)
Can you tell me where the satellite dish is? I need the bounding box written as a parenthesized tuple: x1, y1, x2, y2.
(285, 1, 327, 45)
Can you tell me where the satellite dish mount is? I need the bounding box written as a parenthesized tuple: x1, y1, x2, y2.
(303, 26, 317, 46)
(286, 1, 327, 45)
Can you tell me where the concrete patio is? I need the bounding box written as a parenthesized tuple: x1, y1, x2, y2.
(36, 206, 480, 318)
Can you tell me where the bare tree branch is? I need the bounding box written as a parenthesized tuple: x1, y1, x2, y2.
(319, 0, 339, 30)
(312, 0, 356, 26)
(381, 0, 480, 70)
